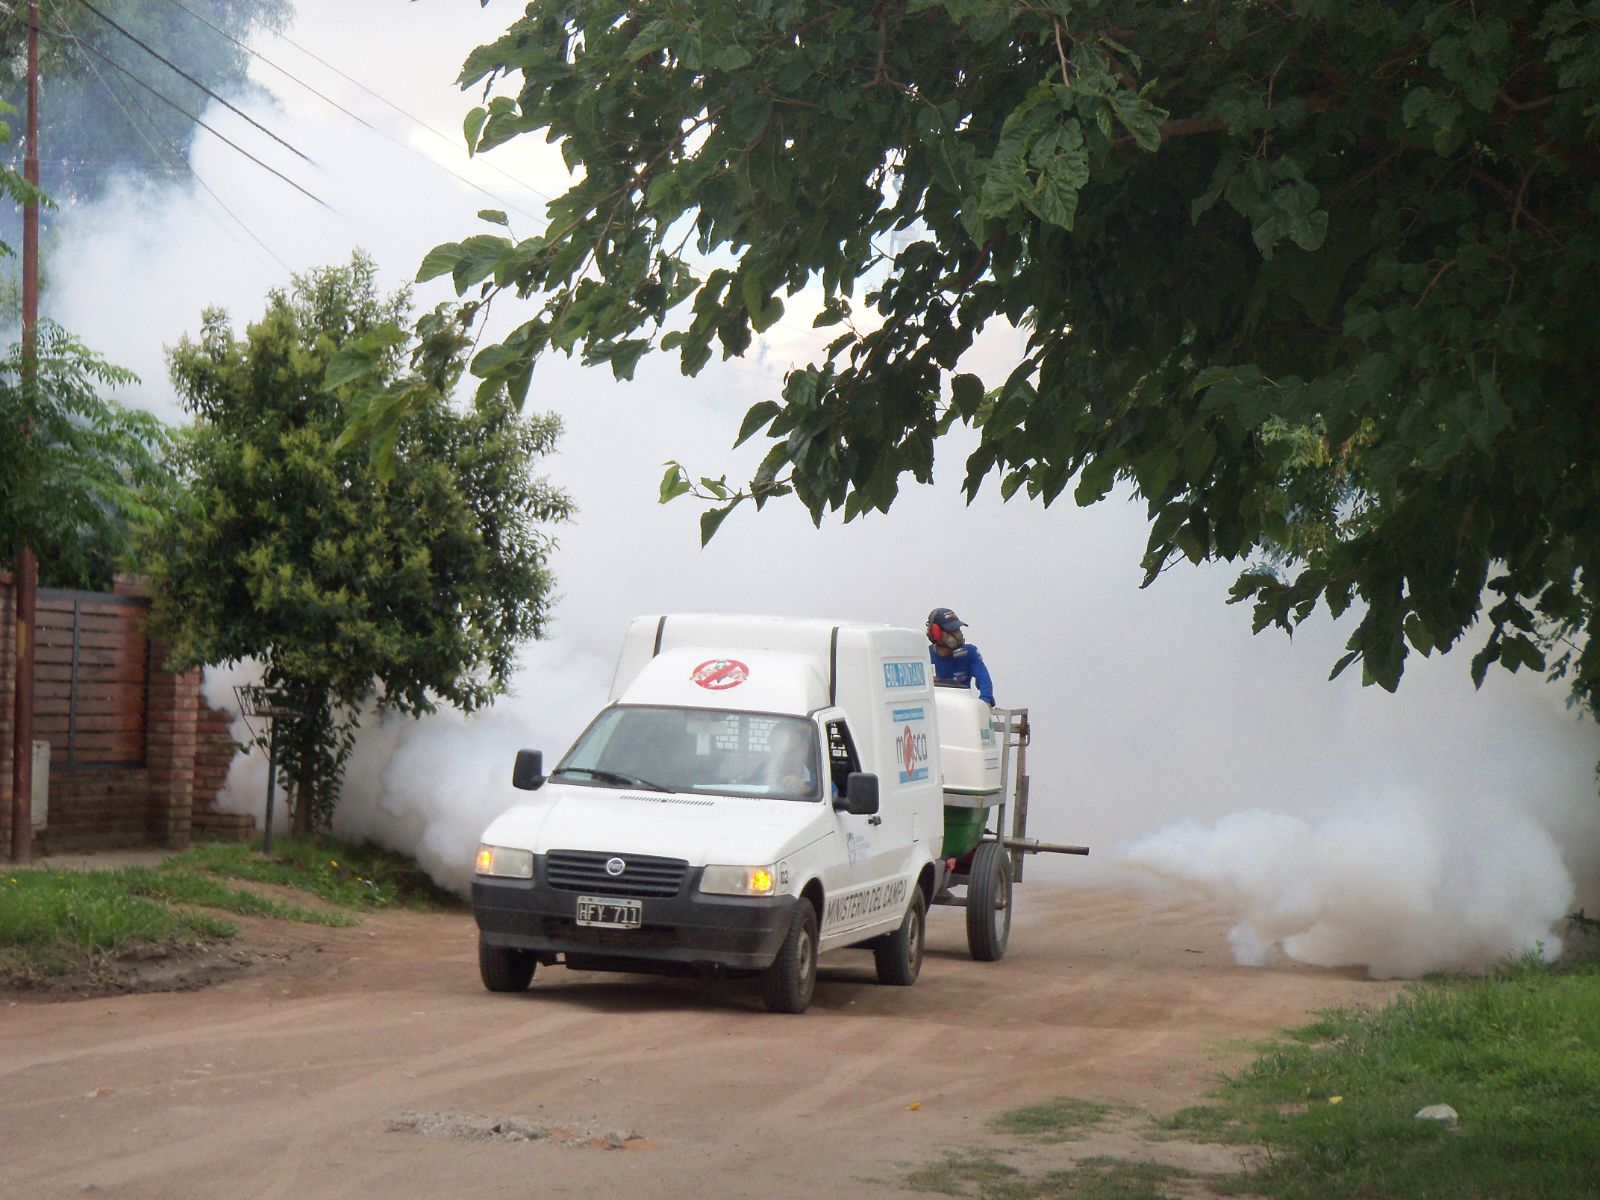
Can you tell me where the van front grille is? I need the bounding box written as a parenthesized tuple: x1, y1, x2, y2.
(544, 849, 687, 898)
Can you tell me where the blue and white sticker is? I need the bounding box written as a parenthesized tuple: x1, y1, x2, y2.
(890, 705, 931, 784)
(882, 660, 927, 689)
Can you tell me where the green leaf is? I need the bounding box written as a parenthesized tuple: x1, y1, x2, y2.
(950, 373, 986, 419)
(708, 44, 753, 71)
(451, 234, 514, 292)
(477, 209, 509, 227)
(463, 107, 488, 154)
(658, 462, 692, 503)
(627, 19, 675, 60)
(417, 243, 465, 283)
(735, 401, 781, 447)
(750, 295, 785, 334)
(700, 503, 735, 545)
(1328, 649, 1361, 681)
(1074, 457, 1116, 506)
(322, 324, 407, 392)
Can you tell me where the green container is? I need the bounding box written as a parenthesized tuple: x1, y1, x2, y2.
(941, 804, 990, 859)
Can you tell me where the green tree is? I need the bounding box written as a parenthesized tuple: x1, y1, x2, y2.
(410, 0, 1599, 714)
(0, 89, 172, 591)
(138, 254, 573, 830)
(0, 322, 174, 589)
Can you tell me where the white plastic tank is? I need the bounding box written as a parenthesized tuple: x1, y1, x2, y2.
(934, 687, 1001, 796)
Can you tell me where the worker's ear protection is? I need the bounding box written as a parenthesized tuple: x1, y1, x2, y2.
(928, 622, 944, 643)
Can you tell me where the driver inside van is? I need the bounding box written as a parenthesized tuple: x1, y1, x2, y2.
(765, 722, 820, 796)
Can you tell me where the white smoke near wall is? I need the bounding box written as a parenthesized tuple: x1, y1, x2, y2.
(198, 642, 610, 894)
(39, 1, 1600, 979)
(330, 640, 611, 895)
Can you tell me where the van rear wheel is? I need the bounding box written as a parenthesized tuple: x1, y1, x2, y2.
(965, 841, 1013, 962)
(874, 889, 926, 986)
(762, 901, 818, 1013)
(479, 938, 536, 992)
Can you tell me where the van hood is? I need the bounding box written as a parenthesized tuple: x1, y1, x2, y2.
(480, 784, 831, 865)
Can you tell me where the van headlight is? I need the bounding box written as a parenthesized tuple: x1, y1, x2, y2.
(476, 844, 533, 879)
(700, 864, 778, 896)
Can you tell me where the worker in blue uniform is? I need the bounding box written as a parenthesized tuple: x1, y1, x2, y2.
(926, 607, 995, 706)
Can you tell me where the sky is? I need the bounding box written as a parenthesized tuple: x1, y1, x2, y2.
(38, 0, 1600, 977)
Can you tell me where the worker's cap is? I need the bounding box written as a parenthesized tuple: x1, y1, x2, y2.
(927, 607, 966, 631)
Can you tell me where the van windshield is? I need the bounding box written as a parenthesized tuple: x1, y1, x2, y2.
(553, 706, 823, 801)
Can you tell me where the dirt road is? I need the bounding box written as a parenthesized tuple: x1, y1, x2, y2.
(1, 885, 1400, 1199)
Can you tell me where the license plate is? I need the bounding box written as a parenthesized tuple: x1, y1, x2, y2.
(575, 896, 642, 929)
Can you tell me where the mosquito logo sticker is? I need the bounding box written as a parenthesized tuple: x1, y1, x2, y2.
(691, 658, 750, 690)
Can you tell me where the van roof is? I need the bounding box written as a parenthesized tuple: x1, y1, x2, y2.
(609, 614, 927, 709)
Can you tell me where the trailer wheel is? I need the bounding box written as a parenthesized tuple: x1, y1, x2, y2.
(762, 901, 818, 1013)
(874, 889, 926, 986)
(966, 842, 1013, 962)
(479, 938, 536, 992)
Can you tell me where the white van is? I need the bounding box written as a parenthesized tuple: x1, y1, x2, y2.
(471, 614, 945, 1012)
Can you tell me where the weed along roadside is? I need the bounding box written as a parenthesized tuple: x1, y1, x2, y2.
(901, 962, 1600, 1200)
(0, 837, 456, 996)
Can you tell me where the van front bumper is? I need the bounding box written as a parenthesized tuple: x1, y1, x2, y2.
(472, 868, 797, 972)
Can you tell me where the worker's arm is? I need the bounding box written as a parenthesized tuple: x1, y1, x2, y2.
(969, 645, 995, 706)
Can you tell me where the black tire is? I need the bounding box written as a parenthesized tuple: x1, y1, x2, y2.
(479, 938, 536, 992)
(762, 901, 819, 1013)
(874, 888, 926, 986)
(965, 841, 1013, 962)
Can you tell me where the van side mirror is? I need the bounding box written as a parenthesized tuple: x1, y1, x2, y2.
(512, 749, 545, 791)
(840, 772, 879, 816)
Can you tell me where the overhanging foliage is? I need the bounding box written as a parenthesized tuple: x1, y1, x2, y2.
(413, 0, 1596, 709)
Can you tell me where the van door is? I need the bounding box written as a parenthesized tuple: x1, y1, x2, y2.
(817, 715, 909, 943)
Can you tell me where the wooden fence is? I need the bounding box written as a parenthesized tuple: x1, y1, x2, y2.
(34, 589, 150, 769)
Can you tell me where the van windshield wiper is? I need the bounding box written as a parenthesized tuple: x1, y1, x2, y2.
(553, 767, 671, 792)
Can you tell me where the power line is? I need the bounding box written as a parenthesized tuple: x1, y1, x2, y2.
(248, 10, 558, 209)
(158, 0, 548, 224)
(42, 2, 291, 271)
(75, 0, 315, 167)
(58, 28, 331, 211)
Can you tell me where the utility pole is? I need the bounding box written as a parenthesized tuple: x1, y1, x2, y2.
(10, 0, 40, 863)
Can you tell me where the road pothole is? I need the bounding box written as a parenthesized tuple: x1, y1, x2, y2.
(386, 1110, 642, 1149)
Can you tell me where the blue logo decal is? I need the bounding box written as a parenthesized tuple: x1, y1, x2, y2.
(883, 661, 927, 689)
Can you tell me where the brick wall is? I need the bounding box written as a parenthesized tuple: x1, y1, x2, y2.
(192, 704, 255, 842)
(1, 573, 257, 859)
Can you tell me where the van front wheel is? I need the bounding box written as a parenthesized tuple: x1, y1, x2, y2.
(874, 889, 926, 986)
(479, 939, 536, 992)
(762, 901, 818, 1013)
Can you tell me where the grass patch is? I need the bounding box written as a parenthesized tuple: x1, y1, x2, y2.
(110, 866, 357, 926)
(909, 961, 1600, 1200)
(2, 835, 447, 988)
(0, 869, 237, 978)
(989, 1095, 1128, 1142)
(1025, 1159, 1196, 1200)
(1184, 960, 1600, 1198)
(169, 836, 458, 910)
(904, 1153, 1023, 1196)
(904, 1151, 1193, 1199)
